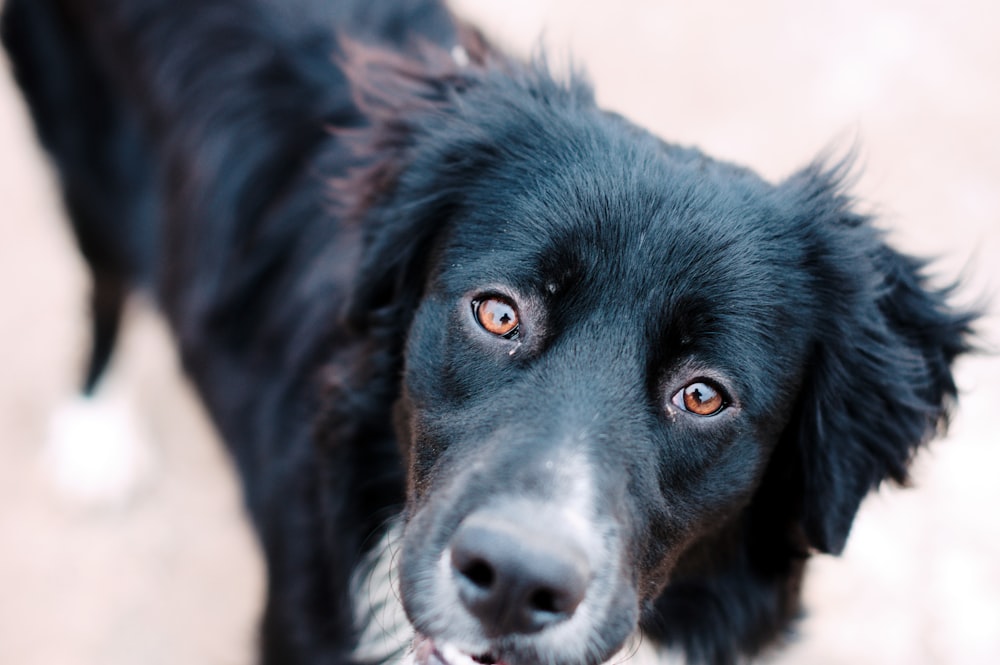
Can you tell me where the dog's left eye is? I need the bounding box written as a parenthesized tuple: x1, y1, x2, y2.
(672, 380, 728, 416)
(473, 296, 520, 338)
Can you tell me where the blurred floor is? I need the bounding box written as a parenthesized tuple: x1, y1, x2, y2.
(1, 1, 998, 663)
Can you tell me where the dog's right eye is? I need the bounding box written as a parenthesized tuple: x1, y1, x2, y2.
(672, 380, 728, 416)
(473, 296, 520, 338)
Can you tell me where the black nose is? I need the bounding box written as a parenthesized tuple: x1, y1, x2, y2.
(449, 513, 591, 636)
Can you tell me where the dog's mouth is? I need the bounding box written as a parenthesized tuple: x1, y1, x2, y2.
(412, 635, 505, 665)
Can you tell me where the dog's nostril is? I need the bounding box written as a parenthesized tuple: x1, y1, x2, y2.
(460, 558, 495, 589)
(529, 588, 558, 614)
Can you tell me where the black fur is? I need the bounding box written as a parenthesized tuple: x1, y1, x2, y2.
(2, 1, 976, 665)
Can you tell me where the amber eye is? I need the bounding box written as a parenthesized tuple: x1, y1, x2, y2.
(474, 296, 520, 338)
(672, 380, 727, 416)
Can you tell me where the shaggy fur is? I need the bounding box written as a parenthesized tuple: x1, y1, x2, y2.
(2, 1, 976, 664)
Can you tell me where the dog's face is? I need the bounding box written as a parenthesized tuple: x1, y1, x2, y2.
(390, 127, 816, 664)
(347, 70, 969, 665)
(386, 127, 816, 663)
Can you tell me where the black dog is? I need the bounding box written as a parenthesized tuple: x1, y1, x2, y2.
(2, 1, 976, 664)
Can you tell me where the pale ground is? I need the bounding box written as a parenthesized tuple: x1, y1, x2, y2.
(1, 1, 998, 664)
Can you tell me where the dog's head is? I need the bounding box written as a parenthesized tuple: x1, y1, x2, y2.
(345, 62, 974, 665)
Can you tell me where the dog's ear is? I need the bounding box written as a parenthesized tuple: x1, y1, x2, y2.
(344, 179, 457, 333)
(332, 39, 477, 333)
(779, 161, 976, 555)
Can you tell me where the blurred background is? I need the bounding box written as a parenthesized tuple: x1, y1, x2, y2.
(0, 1, 997, 663)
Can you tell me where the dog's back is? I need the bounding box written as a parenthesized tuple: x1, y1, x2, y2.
(0, 0, 458, 391)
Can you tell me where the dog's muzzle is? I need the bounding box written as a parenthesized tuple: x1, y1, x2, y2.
(449, 511, 592, 636)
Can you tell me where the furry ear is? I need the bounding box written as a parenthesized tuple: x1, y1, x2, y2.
(332, 38, 479, 332)
(781, 161, 976, 555)
(344, 185, 457, 333)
